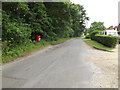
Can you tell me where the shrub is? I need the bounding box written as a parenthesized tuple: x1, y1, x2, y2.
(94, 35, 118, 48)
(85, 35, 90, 39)
(2, 20, 31, 45)
(90, 30, 100, 40)
(118, 31, 120, 35)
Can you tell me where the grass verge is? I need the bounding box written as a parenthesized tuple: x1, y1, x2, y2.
(2, 38, 71, 63)
(83, 39, 114, 51)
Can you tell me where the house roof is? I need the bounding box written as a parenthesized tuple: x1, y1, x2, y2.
(104, 30, 117, 32)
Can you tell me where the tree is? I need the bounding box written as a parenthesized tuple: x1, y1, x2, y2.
(69, 3, 89, 37)
(89, 22, 106, 33)
(2, 2, 32, 45)
(2, 2, 89, 45)
(44, 2, 72, 38)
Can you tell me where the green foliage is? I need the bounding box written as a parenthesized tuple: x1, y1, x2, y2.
(2, 2, 89, 63)
(84, 39, 113, 50)
(2, 19, 31, 45)
(90, 30, 100, 40)
(2, 2, 88, 42)
(118, 31, 120, 35)
(93, 35, 118, 48)
(0, 8, 1, 23)
(89, 22, 106, 33)
(89, 29, 118, 48)
(69, 3, 88, 37)
(2, 41, 45, 63)
(62, 26, 74, 38)
(2, 38, 70, 63)
(85, 35, 90, 39)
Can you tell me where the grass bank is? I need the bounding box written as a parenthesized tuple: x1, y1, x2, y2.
(83, 39, 114, 51)
(2, 38, 71, 63)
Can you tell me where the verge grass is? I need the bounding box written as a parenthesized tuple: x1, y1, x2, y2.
(2, 38, 71, 63)
(83, 39, 114, 51)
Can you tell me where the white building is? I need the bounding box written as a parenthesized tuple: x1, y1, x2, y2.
(100, 29, 118, 36)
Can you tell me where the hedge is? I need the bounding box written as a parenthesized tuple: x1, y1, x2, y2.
(85, 35, 90, 39)
(93, 35, 118, 48)
(90, 30, 100, 40)
(118, 31, 120, 35)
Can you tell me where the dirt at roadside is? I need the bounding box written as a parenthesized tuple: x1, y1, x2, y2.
(85, 45, 118, 88)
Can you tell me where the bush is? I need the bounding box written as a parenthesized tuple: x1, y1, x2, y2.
(94, 35, 118, 48)
(90, 30, 100, 40)
(85, 35, 90, 39)
(118, 31, 120, 35)
(2, 19, 31, 45)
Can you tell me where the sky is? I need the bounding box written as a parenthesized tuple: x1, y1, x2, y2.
(70, 0, 119, 28)
(118, 1, 120, 23)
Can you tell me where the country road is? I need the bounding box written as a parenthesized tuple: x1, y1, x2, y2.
(2, 38, 101, 88)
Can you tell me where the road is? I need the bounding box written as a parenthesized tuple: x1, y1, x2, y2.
(2, 38, 99, 88)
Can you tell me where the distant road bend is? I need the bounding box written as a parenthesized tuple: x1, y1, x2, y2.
(3, 38, 98, 88)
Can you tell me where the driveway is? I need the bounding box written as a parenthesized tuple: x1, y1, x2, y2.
(2, 38, 100, 88)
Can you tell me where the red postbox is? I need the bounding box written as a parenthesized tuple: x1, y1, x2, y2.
(36, 35, 41, 41)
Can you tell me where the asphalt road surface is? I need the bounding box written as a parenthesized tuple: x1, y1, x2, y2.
(2, 38, 98, 88)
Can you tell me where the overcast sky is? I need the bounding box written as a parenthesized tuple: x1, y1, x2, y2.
(70, 0, 119, 28)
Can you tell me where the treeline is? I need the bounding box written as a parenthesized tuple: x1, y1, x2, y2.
(2, 2, 88, 46)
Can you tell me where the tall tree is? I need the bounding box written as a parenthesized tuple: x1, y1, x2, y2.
(89, 22, 106, 33)
(69, 3, 89, 36)
(2, 2, 89, 45)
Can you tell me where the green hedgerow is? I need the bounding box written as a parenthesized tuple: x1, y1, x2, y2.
(94, 35, 118, 48)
